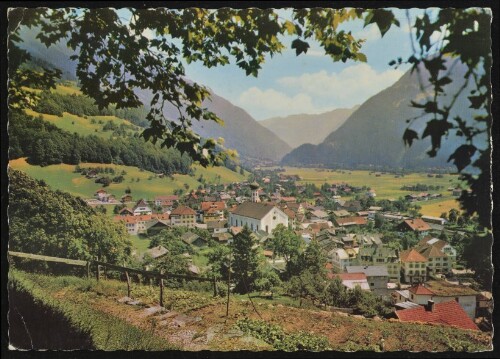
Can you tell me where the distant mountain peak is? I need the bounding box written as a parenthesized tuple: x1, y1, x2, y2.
(260, 105, 359, 148)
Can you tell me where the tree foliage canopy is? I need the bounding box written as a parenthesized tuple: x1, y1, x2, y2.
(8, 7, 492, 228)
(8, 169, 132, 263)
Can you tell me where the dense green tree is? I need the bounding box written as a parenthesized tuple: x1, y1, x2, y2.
(254, 267, 282, 297)
(269, 224, 303, 264)
(462, 233, 493, 288)
(374, 213, 385, 229)
(207, 243, 231, 281)
(448, 208, 459, 223)
(231, 226, 261, 294)
(285, 241, 328, 305)
(148, 228, 195, 254)
(8, 169, 132, 265)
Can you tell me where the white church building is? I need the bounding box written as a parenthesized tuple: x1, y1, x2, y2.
(228, 183, 288, 233)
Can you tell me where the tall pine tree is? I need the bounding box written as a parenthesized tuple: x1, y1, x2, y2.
(231, 226, 260, 294)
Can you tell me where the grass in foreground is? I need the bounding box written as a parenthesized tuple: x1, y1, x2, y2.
(9, 269, 178, 350)
(7, 269, 492, 352)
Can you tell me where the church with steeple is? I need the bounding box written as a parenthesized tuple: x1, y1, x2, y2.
(228, 182, 288, 233)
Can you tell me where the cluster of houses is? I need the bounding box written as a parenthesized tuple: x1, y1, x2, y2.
(104, 178, 491, 331)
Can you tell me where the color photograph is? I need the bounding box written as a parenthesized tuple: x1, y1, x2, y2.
(5, 4, 495, 353)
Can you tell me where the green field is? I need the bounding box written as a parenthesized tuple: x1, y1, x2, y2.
(282, 167, 461, 198)
(9, 158, 247, 201)
(419, 198, 463, 217)
(24, 109, 141, 139)
(129, 235, 151, 255)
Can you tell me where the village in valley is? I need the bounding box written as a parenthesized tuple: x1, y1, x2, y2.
(83, 166, 492, 333)
(6, 6, 494, 353)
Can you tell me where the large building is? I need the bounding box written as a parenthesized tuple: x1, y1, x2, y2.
(229, 202, 288, 233)
(170, 205, 197, 228)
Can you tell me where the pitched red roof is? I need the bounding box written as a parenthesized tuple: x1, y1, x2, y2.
(400, 249, 428, 263)
(171, 205, 196, 216)
(283, 208, 296, 219)
(155, 195, 179, 202)
(336, 273, 368, 281)
(396, 300, 479, 331)
(402, 218, 431, 231)
(409, 284, 435, 296)
(201, 201, 225, 212)
(336, 216, 367, 226)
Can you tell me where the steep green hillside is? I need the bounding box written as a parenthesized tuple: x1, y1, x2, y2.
(10, 158, 246, 200)
(148, 89, 293, 163)
(282, 61, 485, 171)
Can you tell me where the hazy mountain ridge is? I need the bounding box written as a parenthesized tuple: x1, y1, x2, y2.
(150, 91, 292, 163)
(18, 26, 291, 164)
(260, 106, 359, 148)
(282, 61, 481, 171)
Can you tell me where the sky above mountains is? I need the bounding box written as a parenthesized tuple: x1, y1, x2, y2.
(181, 8, 434, 120)
(31, 7, 444, 121)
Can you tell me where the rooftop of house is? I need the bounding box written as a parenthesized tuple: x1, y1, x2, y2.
(334, 273, 370, 290)
(171, 205, 197, 216)
(146, 219, 171, 229)
(400, 249, 428, 263)
(332, 210, 350, 217)
(230, 226, 243, 236)
(402, 218, 432, 231)
(408, 283, 435, 296)
(417, 244, 447, 259)
(333, 247, 359, 260)
(201, 201, 226, 212)
(181, 231, 207, 245)
(418, 237, 450, 252)
(336, 272, 368, 281)
(134, 199, 150, 208)
(310, 209, 329, 218)
(425, 280, 478, 297)
(230, 202, 282, 220)
(145, 245, 169, 259)
(155, 195, 179, 201)
(335, 216, 367, 226)
(395, 300, 479, 331)
(346, 265, 389, 277)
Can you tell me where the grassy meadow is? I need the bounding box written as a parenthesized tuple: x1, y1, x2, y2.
(9, 158, 247, 201)
(283, 167, 460, 197)
(24, 109, 141, 139)
(281, 167, 462, 215)
(418, 198, 463, 217)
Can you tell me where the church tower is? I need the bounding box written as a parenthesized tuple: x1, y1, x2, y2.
(249, 181, 260, 203)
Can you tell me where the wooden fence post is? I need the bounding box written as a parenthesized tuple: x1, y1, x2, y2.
(213, 275, 217, 297)
(95, 257, 100, 282)
(159, 270, 164, 307)
(86, 261, 91, 279)
(124, 261, 131, 298)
